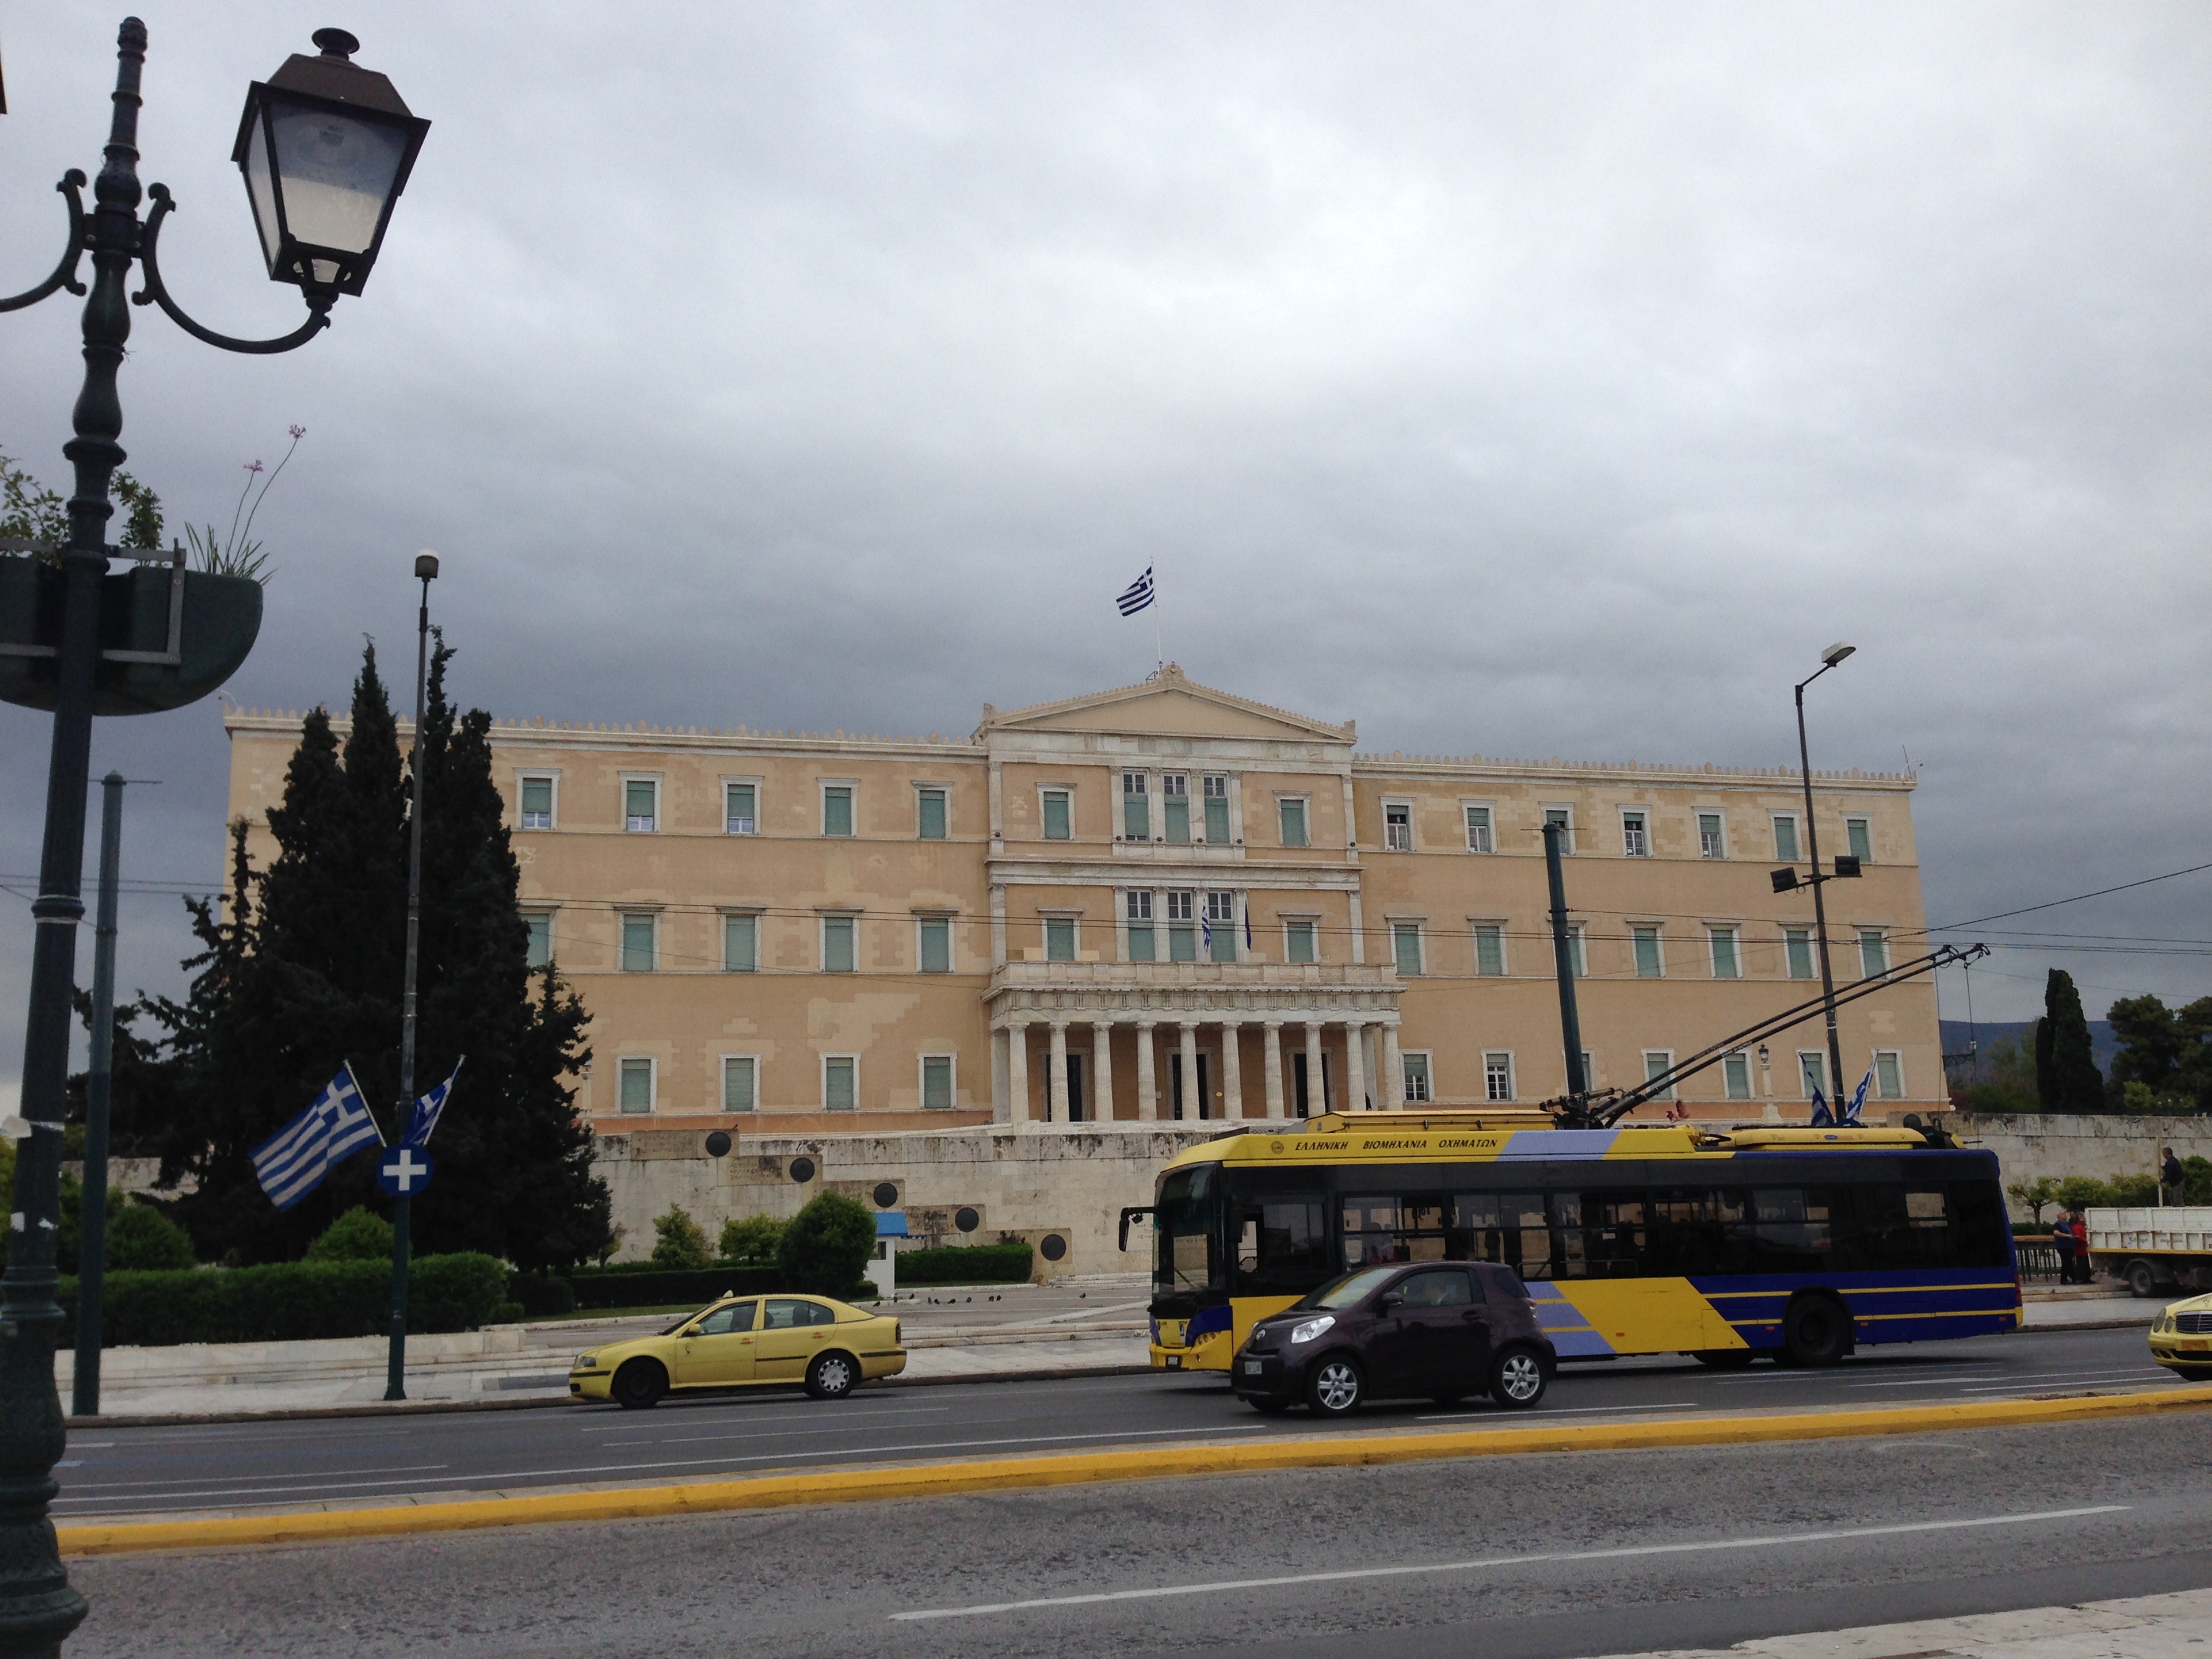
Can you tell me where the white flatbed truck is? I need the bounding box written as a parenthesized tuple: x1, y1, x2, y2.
(2085, 1206, 2212, 1298)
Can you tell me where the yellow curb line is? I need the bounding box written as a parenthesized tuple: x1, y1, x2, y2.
(58, 1383, 2212, 1558)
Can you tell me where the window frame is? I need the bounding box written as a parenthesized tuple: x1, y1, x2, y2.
(1382, 798, 1414, 853)
(1391, 919, 1425, 977)
(516, 771, 558, 832)
(920, 1052, 956, 1111)
(1277, 794, 1310, 849)
(1482, 1050, 1515, 1103)
(820, 780, 857, 839)
(720, 1053, 760, 1113)
(914, 783, 949, 841)
(1642, 1049, 1677, 1101)
(1722, 1050, 1753, 1101)
(620, 773, 661, 835)
(1462, 802, 1495, 854)
(1698, 810, 1725, 860)
(822, 1052, 859, 1112)
(1401, 1050, 1434, 1104)
(1798, 1050, 1829, 1100)
(722, 775, 762, 836)
(721, 907, 761, 973)
(523, 909, 554, 970)
(1784, 926, 1815, 981)
(1873, 1049, 1904, 1101)
(1541, 804, 1575, 855)
(820, 911, 858, 974)
(1707, 924, 1741, 980)
(1123, 888, 1155, 962)
(619, 910, 659, 973)
(1631, 923, 1665, 979)
(1472, 920, 1507, 977)
(916, 912, 954, 974)
(1619, 807, 1652, 858)
(1039, 785, 1074, 842)
(1845, 815, 1874, 865)
(1771, 812, 1802, 864)
(1165, 888, 1197, 962)
(1282, 915, 1319, 965)
(1122, 771, 1151, 841)
(1042, 913, 1080, 963)
(1858, 928, 1889, 979)
(1160, 773, 1191, 844)
(1201, 773, 1231, 844)
(616, 1054, 656, 1115)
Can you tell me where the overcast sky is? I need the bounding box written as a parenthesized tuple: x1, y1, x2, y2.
(4, 2, 2209, 1109)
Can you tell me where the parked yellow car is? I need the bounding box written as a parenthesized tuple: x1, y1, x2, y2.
(569, 1293, 906, 1408)
(2149, 1292, 2212, 1382)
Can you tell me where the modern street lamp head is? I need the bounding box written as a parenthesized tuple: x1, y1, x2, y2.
(414, 551, 439, 581)
(232, 30, 430, 302)
(1820, 641, 1856, 668)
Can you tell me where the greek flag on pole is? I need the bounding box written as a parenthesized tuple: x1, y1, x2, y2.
(1842, 1067, 1872, 1127)
(1808, 1084, 1834, 1128)
(1115, 566, 1155, 616)
(403, 1057, 464, 1149)
(251, 1065, 383, 1211)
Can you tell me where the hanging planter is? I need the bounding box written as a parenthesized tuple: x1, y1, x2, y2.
(0, 554, 262, 716)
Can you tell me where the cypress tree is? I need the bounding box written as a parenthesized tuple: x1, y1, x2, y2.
(2036, 969, 2104, 1114)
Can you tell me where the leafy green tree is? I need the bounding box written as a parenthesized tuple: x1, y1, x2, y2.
(2006, 1176, 2063, 1227)
(777, 1193, 876, 1295)
(2184, 1156, 2212, 1205)
(2034, 971, 2103, 1113)
(651, 1206, 712, 1269)
(718, 1214, 786, 1263)
(2107, 994, 2212, 1113)
(104, 1202, 197, 1271)
(2055, 1175, 2113, 1212)
(306, 1205, 396, 1262)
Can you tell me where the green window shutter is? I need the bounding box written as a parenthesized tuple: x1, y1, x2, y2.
(1544, 808, 1572, 853)
(1128, 924, 1155, 962)
(920, 917, 950, 973)
(1164, 796, 1189, 843)
(1723, 1054, 1751, 1100)
(1168, 924, 1197, 963)
(1043, 792, 1071, 840)
(625, 780, 656, 831)
(724, 914, 756, 972)
(823, 916, 855, 972)
(1393, 924, 1422, 977)
(1046, 918, 1076, 962)
(1204, 795, 1229, 843)
(1475, 926, 1504, 977)
(621, 914, 655, 972)
(1786, 928, 1814, 979)
(824, 1057, 856, 1111)
(619, 1058, 653, 1113)
(520, 777, 553, 827)
(1124, 794, 1149, 840)
(726, 783, 756, 834)
(1633, 926, 1662, 978)
(1859, 930, 1887, 977)
(1799, 1052, 1827, 1099)
(723, 1057, 756, 1112)
(1710, 928, 1739, 979)
(1286, 922, 1315, 965)
(1465, 806, 1492, 853)
(823, 787, 853, 838)
(1279, 799, 1307, 848)
(1875, 1052, 1902, 1099)
(1643, 1051, 1675, 1099)
(1210, 918, 1236, 963)
(1774, 817, 1799, 863)
(1848, 818, 1873, 864)
(525, 914, 551, 969)
(922, 1055, 953, 1110)
(918, 789, 946, 840)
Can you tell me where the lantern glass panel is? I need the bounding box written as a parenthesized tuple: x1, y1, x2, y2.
(270, 98, 408, 258)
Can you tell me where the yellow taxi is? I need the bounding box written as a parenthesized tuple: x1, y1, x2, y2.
(2149, 1291, 2212, 1382)
(569, 1292, 906, 1408)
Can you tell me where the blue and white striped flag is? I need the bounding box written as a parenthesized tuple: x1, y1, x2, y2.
(251, 1065, 383, 1211)
(1115, 566, 1155, 617)
(1842, 1067, 1872, 1126)
(403, 1057, 464, 1149)
(1808, 1084, 1834, 1128)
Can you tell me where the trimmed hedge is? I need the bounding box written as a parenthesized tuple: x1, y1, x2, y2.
(567, 1265, 782, 1311)
(509, 1271, 578, 1318)
(57, 1252, 510, 1349)
(894, 1244, 1032, 1286)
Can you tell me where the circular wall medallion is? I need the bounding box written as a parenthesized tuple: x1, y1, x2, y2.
(1269, 1139, 1284, 1154)
(954, 1206, 981, 1233)
(1039, 1233, 1068, 1262)
(872, 1182, 899, 1209)
(789, 1156, 817, 1183)
(703, 1130, 732, 1158)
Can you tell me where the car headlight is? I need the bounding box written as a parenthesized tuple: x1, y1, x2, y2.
(1290, 1315, 1336, 1345)
(575, 1353, 597, 1368)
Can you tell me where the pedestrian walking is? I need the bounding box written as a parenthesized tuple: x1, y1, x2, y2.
(2068, 1210, 2095, 1284)
(2051, 1210, 2076, 1284)
(2162, 1147, 2186, 1208)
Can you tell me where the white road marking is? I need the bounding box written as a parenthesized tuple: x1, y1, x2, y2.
(60, 1462, 448, 1493)
(889, 1504, 2132, 1621)
(577, 1406, 947, 1435)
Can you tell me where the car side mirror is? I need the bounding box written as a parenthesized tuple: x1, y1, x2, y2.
(1376, 1292, 1404, 1313)
(679, 1324, 701, 1338)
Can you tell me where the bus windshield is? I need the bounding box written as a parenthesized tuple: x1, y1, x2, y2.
(1154, 1164, 1223, 1303)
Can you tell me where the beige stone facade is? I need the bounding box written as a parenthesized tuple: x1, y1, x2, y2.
(223, 665, 1943, 1148)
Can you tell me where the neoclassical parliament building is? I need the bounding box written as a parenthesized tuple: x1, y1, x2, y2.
(224, 666, 1943, 1134)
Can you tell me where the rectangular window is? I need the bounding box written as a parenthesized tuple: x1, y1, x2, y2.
(723, 912, 757, 972)
(1385, 802, 1412, 852)
(1858, 929, 1888, 978)
(1279, 798, 1308, 848)
(1846, 817, 1872, 865)
(1045, 917, 1076, 962)
(822, 914, 855, 973)
(1465, 806, 1493, 853)
(1126, 890, 1155, 962)
(1475, 924, 1504, 977)
(1403, 1052, 1433, 1103)
(725, 781, 756, 836)
(1633, 925, 1663, 978)
(823, 1056, 857, 1111)
(822, 785, 853, 838)
(917, 787, 947, 840)
(1544, 806, 1574, 854)
(1285, 920, 1316, 964)
(519, 775, 554, 830)
(922, 1054, 954, 1111)
(1875, 1050, 1904, 1100)
(1483, 1052, 1515, 1102)
(624, 779, 657, 833)
(1203, 775, 1229, 843)
(1785, 928, 1814, 980)
(1723, 1052, 1753, 1101)
(1773, 814, 1800, 863)
(1708, 926, 1740, 980)
(1122, 773, 1149, 840)
(1621, 810, 1650, 857)
(722, 1055, 756, 1113)
(1643, 1051, 1676, 1101)
(918, 916, 951, 973)
(1393, 922, 1423, 977)
(1698, 812, 1724, 859)
(524, 913, 552, 969)
(1166, 890, 1197, 961)
(1799, 1051, 1828, 1100)
(1205, 891, 1237, 962)
(1042, 788, 1071, 841)
(1569, 924, 1587, 979)
(620, 913, 656, 972)
(1162, 775, 1190, 843)
(618, 1057, 654, 1113)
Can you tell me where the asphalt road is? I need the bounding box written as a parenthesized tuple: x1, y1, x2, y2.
(64, 1406, 2212, 1658)
(54, 1324, 2182, 1519)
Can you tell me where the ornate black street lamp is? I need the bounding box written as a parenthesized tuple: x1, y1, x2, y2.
(0, 22, 425, 1652)
(1769, 642, 1860, 1111)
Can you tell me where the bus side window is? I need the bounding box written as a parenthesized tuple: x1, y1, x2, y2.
(1948, 1180, 2009, 1269)
(1650, 1187, 1723, 1277)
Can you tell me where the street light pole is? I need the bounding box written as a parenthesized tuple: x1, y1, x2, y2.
(71, 774, 128, 1422)
(1794, 644, 1855, 1107)
(385, 552, 437, 1402)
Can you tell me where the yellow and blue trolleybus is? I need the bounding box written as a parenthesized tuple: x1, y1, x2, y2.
(1138, 1111, 2021, 1372)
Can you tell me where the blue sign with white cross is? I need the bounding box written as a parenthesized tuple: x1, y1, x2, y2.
(375, 1145, 434, 1197)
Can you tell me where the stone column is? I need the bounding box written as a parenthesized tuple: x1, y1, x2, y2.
(1221, 1019, 1244, 1120)
(1006, 1019, 1030, 1125)
(1345, 1019, 1368, 1111)
(1382, 1023, 1404, 1110)
(1048, 1020, 1069, 1124)
(1092, 1020, 1114, 1123)
(1136, 1020, 1158, 1121)
(1263, 1021, 1285, 1120)
(1305, 1022, 1325, 1115)
(1362, 1025, 1380, 1109)
(1179, 1021, 1200, 1120)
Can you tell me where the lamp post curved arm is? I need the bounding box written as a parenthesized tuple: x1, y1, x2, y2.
(0, 173, 91, 313)
(131, 187, 332, 354)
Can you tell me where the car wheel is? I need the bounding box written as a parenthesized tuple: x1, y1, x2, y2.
(2127, 1260, 2158, 1298)
(806, 1351, 858, 1400)
(1489, 1346, 1547, 1410)
(1247, 1397, 1294, 1415)
(1782, 1294, 1851, 1368)
(1692, 1350, 1755, 1370)
(1307, 1356, 1363, 1416)
(612, 1359, 666, 1410)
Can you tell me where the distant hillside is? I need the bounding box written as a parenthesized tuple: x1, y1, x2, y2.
(1940, 1019, 2118, 1078)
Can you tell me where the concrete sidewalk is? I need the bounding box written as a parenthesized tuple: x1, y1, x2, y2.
(1597, 1587, 2212, 1658)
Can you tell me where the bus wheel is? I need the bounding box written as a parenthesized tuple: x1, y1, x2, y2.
(1307, 1357, 1364, 1416)
(2127, 1260, 2159, 1298)
(1692, 1351, 1755, 1370)
(1782, 1294, 1851, 1368)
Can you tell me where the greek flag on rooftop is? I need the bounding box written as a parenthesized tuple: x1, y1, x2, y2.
(251, 1064, 383, 1211)
(1115, 566, 1155, 616)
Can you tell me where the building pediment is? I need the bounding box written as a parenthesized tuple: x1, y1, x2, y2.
(977, 664, 1353, 746)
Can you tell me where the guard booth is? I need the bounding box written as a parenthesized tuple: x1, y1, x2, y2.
(863, 1211, 909, 1298)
